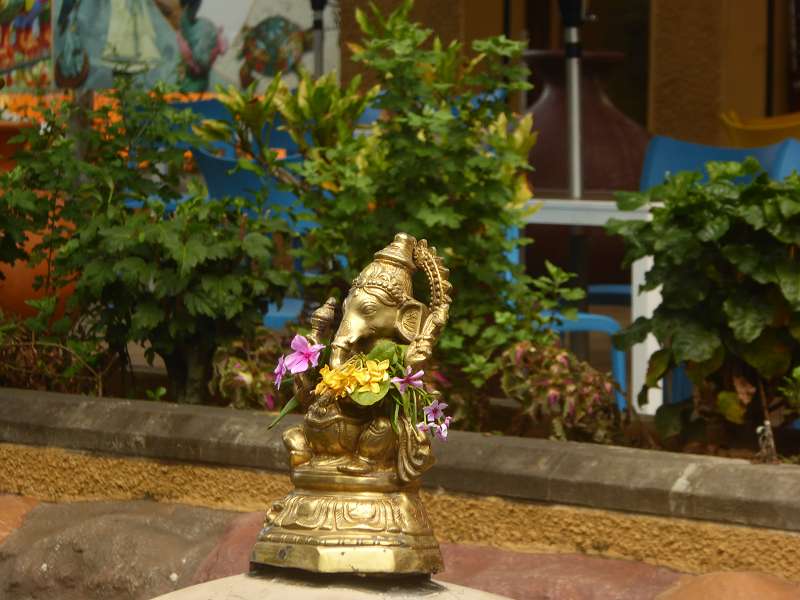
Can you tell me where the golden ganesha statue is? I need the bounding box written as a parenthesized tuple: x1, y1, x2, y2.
(251, 232, 452, 575)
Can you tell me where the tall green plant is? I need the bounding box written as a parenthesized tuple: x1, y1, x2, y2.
(198, 0, 583, 426)
(609, 159, 800, 445)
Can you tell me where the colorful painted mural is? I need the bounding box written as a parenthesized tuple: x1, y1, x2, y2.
(0, 0, 51, 91)
(51, 0, 340, 91)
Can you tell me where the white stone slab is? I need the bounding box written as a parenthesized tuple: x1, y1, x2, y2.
(150, 573, 509, 600)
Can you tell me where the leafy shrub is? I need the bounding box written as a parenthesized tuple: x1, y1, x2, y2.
(198, 0, 584, 428)
(0, 78, 297, 403)
(0, 299, 114, 395)
(499, 340, 619, 442)
(609, 159, 800, 444)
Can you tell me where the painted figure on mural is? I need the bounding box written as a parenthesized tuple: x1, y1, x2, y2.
(0, 0, 50, 68)
(54, 0, 87, 87)
(237, 15, 311, 88)
(175, 0, 226, 92)
(101, 0, 161, 74)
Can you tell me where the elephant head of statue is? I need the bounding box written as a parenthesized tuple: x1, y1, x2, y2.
(329, 233, 452, 371)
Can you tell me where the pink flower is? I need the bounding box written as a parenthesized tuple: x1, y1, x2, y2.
(417, 421, 430, 433)
(547, 389, 560, 406)
(274, 355, 287, 389)
(514, 344, 526, 367)
(391, 366, 424, 394)
(264, 393, 275, 410)
(433, 421, 449, 441)
(423, 399, 448, 423)
(556, 352, 569, 367)
(283, 335, 325, 374)
(430, 370, 451, 386)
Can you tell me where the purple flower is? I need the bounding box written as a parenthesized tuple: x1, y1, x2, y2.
(391, 366, 425, 394)
(264, 393, 275, 410)
(274, 355, 287, 389)
(547, 389, 560, 406)
(423, 399, 448, 423)
(417, 421, 430, 433)
(433, 421, 449, 441)
(283, 335, 325, 374)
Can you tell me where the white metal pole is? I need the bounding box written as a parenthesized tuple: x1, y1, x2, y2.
(311, 0, 327, 78)
(565, 26, 583, 200)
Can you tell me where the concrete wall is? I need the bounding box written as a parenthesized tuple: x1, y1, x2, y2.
(2, 389, 800, 580)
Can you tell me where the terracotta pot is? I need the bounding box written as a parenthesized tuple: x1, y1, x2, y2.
(523, 51, 649, 285)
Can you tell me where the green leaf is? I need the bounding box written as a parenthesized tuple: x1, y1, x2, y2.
(367, 340, 399, 362)
(654, 401, 690, 439)
(723, 294, 771, 343)
(268, 395, 299, 429)
(645, 348, 672, 388)
(350, 379, 391, 406)
(614, 191, 649, 211)
(697, 215, 730, 242)
(776, 260, 800, 308)
(613, 316, 650, 350)
(131, 303, 165, 332)
(242, 233, 272, 261)
(778, 196, 800, 219)
(740, 329, 792, 378)
(790, 313, 800, 342)
(685, 344, 725, 385)
(671, 322, 720, 364)
(716, 391, 746, 424)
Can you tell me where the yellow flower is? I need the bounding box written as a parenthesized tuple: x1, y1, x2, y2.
(353, 359, 389, 394)
(315, 362, 360, 398)
(315, 358, 390, 397)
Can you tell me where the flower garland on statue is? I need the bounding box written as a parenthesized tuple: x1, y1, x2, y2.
(270, 334, 451, 440)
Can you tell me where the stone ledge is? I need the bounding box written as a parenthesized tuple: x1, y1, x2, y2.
(1, 387, 799, 533)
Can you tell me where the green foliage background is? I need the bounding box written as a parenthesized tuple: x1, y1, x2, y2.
(609, 158, 800, 438)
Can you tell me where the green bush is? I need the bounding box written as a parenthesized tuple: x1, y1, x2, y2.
(609, 159, 800, 446)
(0, 79, 296, 403)
(499, 340, 619, 442)
(198, 0, 583, 428)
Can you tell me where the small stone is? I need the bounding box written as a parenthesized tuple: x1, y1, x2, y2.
(169, 573, 179, 583)
(40, 563, 47, 573)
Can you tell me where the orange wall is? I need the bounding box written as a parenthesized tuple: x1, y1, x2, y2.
(649, 0, 768, 144)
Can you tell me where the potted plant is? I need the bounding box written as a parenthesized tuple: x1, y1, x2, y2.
(609, 159, 800, 458)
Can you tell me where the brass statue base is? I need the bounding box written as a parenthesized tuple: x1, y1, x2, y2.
(252, 464, 443, 574)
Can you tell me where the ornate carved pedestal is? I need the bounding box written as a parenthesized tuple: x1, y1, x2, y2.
(252, 465, 442, 574)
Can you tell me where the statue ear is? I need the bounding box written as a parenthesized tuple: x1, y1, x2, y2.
(396, 299, 428, 343)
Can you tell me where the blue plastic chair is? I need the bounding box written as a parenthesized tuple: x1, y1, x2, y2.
(639, 136, 800, 404)
(193, 148, 310, 330)
(640, 136, 800, 189)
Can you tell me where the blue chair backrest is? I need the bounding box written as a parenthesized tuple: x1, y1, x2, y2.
(192, 148, 312, 232)
(640, 136, 800, 190)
